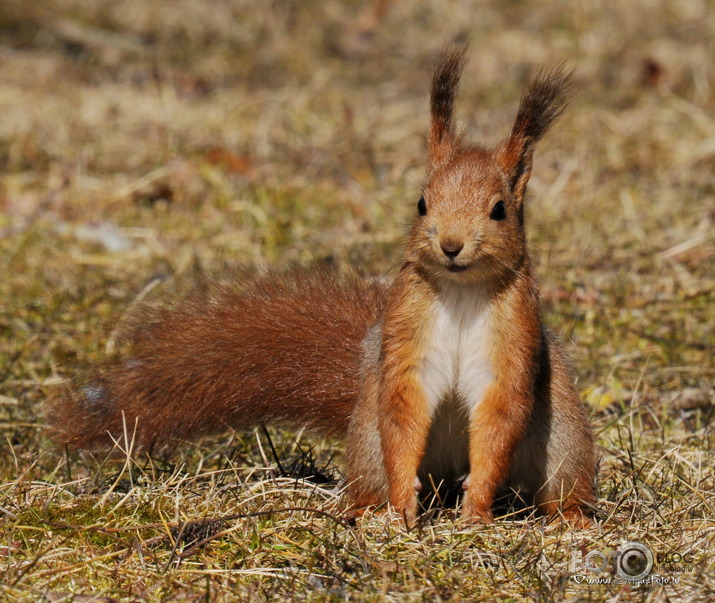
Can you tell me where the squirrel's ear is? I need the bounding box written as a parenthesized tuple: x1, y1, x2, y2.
(429, 47, 467, 170)
(498, 66, 571, 201)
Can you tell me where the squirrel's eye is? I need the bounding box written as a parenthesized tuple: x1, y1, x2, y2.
(490, 200, 506, 221)
(417, 196, 427, 216)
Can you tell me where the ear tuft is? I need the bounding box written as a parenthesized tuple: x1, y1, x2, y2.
(511, 65, 572, 145)
(429, 46, 468, 167)
(500, 65, 573, 199)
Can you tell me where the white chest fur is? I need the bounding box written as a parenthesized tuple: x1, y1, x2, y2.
(416, 283, 495, 487)
(419, 284, 494, 415)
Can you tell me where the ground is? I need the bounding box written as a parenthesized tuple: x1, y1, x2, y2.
(1, 0, 713, 601)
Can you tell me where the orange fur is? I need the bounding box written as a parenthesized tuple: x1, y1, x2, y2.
(459, 279, 541, 522)
(377, 270, 434, 524)
(48, 270, 387, 450)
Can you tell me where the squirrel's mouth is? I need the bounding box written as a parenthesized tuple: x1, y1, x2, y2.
(446, 264, 470, 273)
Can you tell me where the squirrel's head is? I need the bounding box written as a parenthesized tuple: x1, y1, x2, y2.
(407, 48, 571, 286)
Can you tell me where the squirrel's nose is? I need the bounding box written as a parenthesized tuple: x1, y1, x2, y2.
(440, 239, 464, 260)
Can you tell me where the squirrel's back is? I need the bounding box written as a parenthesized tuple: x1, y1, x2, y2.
(49, 269, 388, 450)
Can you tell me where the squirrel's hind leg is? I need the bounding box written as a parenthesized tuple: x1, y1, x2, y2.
(342, 338, 390, 517)
(509, 351, 598, 528)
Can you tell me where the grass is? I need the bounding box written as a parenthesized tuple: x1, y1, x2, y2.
(1, 0, 713, 600)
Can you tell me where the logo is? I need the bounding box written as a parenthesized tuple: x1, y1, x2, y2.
(613, 542, 654, 581)
(570, 541, 695, 585)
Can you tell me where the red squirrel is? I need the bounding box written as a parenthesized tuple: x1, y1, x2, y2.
(50, 48, 597, 527)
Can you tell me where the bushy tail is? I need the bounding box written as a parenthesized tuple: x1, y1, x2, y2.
(47, 269, 388, 451)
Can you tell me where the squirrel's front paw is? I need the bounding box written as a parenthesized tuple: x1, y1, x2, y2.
(385, 492, 418, 528)
(460, 502, 494, 524)
(371, 503, 416, 528)
(392, 502, 418, 528)
(461, 485, 494, 524)
(560, 508, 596, 530)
